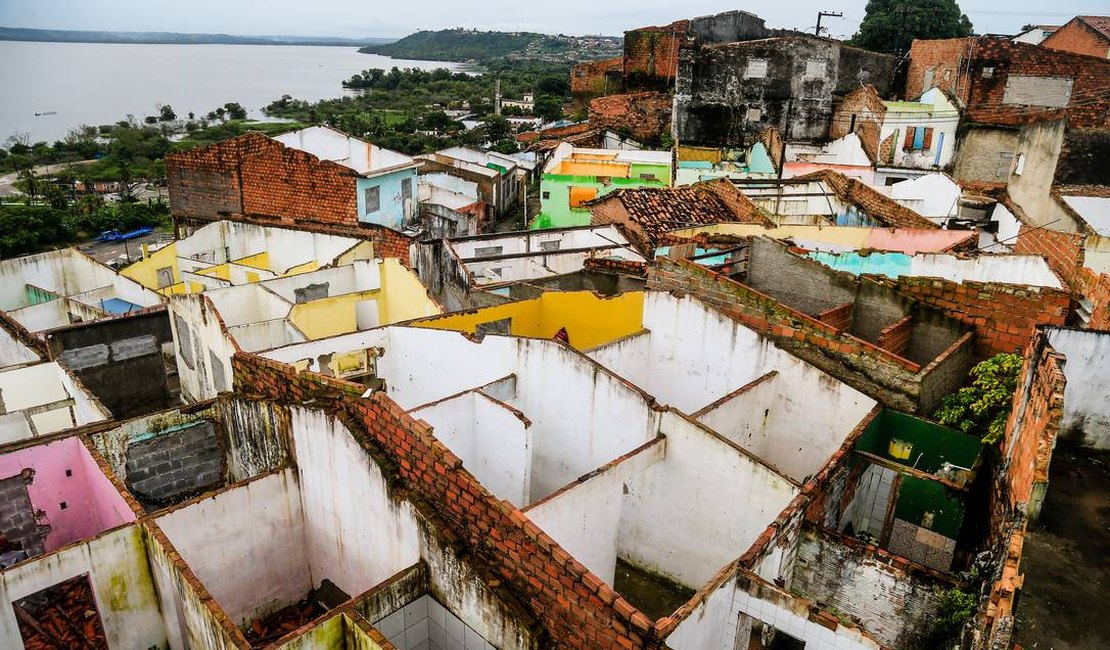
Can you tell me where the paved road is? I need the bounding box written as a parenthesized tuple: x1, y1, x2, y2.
(77, 227, 175, 266)
(0, 160, 97, 197)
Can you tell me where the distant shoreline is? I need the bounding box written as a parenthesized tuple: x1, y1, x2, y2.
(0, 27, 396, 48)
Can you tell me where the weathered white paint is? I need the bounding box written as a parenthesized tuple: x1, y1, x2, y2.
(880, 89, 960, 171)
(291, 407, 422, 597)
(523, 439, 665, 584)
(0, 325, 40, 371)
(619, 412, 799, 588)
(410, 391, 532, 507)
(1062, 195, 1110, 236)
(274, 126, 417, 176)
(665, 570, 878, 650)
(1046, 328, 1110, 449)
(0, 361, 108, 444)
(1084, 235, 1110, 275)
(154, 470, 311, 626)
(0, 525, 168, 650)
(889, 173, 962, 218)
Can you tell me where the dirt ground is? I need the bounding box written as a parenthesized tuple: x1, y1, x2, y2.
(1013, 446, 1110, 649)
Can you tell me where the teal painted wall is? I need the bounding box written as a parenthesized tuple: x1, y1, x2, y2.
(356, 167, 418, 229)
(532, 171, 669, 229)
(808, 251, 914, 278)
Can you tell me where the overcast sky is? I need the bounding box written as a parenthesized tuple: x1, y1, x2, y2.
(1, 0, 1105, 41)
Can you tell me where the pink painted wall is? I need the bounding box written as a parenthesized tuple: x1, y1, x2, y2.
(784, 162, 876, 185)
(866, 229, 976, 254)
(0, 437, 135, 551)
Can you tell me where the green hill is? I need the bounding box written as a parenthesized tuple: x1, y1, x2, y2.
(360, 28, 621, 64)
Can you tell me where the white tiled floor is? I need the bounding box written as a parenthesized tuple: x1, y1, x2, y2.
(373, 595, 496, 650)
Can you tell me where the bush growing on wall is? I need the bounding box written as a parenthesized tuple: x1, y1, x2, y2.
(933, 352, 1022, 444)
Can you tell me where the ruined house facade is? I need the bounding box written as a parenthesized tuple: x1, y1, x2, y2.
(675, 36, 897, 148)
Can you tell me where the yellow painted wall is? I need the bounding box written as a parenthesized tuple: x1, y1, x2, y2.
(121, 242, 179, 290)
(412, 291, 644, 350)
(231, 251, 270, 270)
(677, 145, 722, 163)
(555, 160, 630, 178)
(282, 260, 321, 277)
(334, 241, 377, 267)
(288, 291, 378, 339)
(378, 258, 442, 323)
(196, 263, 231, 281)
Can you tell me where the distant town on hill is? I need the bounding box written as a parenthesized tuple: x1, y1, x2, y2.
(0, 26, 395, 47)
(360, 28, 623, 64)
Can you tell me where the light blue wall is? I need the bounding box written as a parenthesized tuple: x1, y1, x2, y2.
(807, 251, 913, 278)
(356, 167, 418, 229)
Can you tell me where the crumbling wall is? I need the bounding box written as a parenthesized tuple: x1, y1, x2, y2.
(231, 353, 661, 649)
(622, 21, 689, 89)
(0, 473, 45, 557)
(880, 275, 1071, 358)
(1045, 328, 1110, 449)
(571, 56, 623, 99)
(746, 238, 857, 315)
(46, 308, 175, 419)
(589, 92, 673, 143)
(951, 127, 1020, 184)
(790, 526, 948, 649)
(647, 258, 972, 414)
(167, 133, 359, 228)
(675, 37, 896, 147)
(124, 421, 224, 506)
(1055, 129, 1110, 186)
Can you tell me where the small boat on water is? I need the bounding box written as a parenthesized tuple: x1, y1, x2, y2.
(34, 111, 58, 117)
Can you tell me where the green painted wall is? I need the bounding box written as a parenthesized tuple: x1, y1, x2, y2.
(856, 410, 982, 475)
(894, 476, 965, 538)
(532, 171, 669, 229)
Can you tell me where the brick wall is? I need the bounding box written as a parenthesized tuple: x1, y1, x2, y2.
(0, 473, 46, 557)
(167, 133, 359, 228)
(829, 85, 886, 151)
(1002, 331, 1065, 517)
(1042, 18, 1110, 59)
(571, 56, 623, 99)
(1013, 226, 1084, 285)
(124, 421, 224, 507)
(877, 316, 914, 357)
(817, 303, 854, 331)
(588, 92, 673, 142)
(908, 37, 1110, 129)
(647, 258, 964, 413)
(881, 276, 1071, 358)
(623, 22, 689, 88)
(231, 353, 663, 649)
(581, 257, 648, 277)
(791, 526, 950, 649)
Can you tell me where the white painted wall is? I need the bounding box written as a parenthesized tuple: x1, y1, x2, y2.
(523, 439, 665, 584)
(1062, 196, 1110, 237)
(889, 174, 962, 218)
(0, 362, 108, 443)
(665, 571, 878, 650)
(509, 338, 659, 501)
(291, 407, 422, 598)
(618, 412, 799, 588)
(0, 249, 161, 315)
(170, 294, 237, 402)
(0, 525, 168, 650)
(1047, 328, 1110, 449)
(451, 226, 633, 259)
(410, 391, 532, 507)
(0, 327, 38, 371)
(154, 470, 310, 626)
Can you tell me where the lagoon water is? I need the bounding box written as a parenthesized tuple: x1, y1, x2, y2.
(0, 41, 463, 143)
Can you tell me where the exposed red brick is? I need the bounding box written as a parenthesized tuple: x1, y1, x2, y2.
(571, 56, 624, 99)
(1041, 16, 1110, 59)
(588, 92, 673, 142)
(907, 37, 1110, 129)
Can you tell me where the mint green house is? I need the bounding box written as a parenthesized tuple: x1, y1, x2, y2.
(532, 144, 672, 229)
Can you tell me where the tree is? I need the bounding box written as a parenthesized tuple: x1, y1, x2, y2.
(851, 0, 973, 55)
(483, 114, 511, 141)
(224, 102, 247, 120)
(933, 353, 1022, 444)
(533, 95, 565, 122)
(158, 104, 177, 121)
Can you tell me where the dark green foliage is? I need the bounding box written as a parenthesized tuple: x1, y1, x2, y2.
(933, 587, 977, 637)
(933, 353, 1022, 444)
(533, 95, 565, 122)
(0, 205, 74, 257)
(851, 0, 973, 54)
(71, 201, 170, 236)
